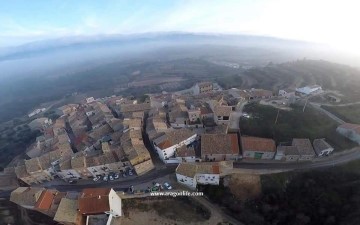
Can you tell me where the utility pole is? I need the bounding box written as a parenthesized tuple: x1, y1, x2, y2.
(303, 98, 308, 112)
(274, 109, 280, 124)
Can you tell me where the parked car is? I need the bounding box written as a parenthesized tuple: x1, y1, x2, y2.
(103, 176, 108, 182)
(93, 176, 100, 182)
(164, 182, 172, 190)
(122, 172, 127, 178)
(114, 173, 120, 179)
(69, 180, 77, 184)
(109, 175, 114, 181)
(151, 186, 159, 192)
(128, 170, 133, 176)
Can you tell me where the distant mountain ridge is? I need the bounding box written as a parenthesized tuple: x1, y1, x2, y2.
(0, 32, 315, 62)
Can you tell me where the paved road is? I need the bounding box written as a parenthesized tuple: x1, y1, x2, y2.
(310, 102, 346, 124)
(228, 100, 247, 131)
(42, 166, 176, 192)
(234, 148, 360, 170)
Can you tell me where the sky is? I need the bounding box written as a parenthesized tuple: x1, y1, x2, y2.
(0, 0, 359, 54)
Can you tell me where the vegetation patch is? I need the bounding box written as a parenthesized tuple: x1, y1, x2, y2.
(226, 174, 261, 201)
(240, 102, 357, 150)
(203, 165, 360, 225)
(123, 197, 211, 223)
(322, 104, 360, 124)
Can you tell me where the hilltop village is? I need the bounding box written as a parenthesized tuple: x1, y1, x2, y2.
(2, 81, 359, 225)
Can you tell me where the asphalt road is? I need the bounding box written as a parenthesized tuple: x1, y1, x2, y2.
(47, 166, 176, 192)
(2, 149, 360, 198)
(234, 148, 360, 170)
(0, 166, 176, 199)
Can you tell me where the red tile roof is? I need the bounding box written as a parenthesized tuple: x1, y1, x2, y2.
(35, 190, 56, 210)
(78, 188, 111, 215)
(241, 136, 276, 152)
(212, 165, 220, 174)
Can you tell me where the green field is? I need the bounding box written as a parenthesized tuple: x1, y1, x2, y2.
(322, 104, 360, 124)
(240, 103, 357, 151)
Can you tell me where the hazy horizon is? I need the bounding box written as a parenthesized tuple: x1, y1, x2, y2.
(1, 0, 360, 55)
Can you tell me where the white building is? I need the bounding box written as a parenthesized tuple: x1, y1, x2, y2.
(28, 108, 46, 117)
(278, 89, 296, 99)
(153, 129, 197, 163)
(193, 82, 213, 95)
(175, 163, 220, 190)
(295, 85, 322, 95)
(86, 97, 95, 103)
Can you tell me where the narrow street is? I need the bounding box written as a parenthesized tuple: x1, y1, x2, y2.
(234, 147, 360, 171)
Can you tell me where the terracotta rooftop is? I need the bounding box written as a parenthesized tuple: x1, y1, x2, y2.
(292, 139, 315, 156)
(241, 136, 276, 152)
(277, 145, 299, 155)
(35, 189, 57, 210)
(71, 156, 86, 169)
(201, 133, 239, 156)
(59, 159, 72, 170)
(176, 163, 220, 178)
(24, 158, 42, 173)
(132, 111, 145, 118)
(152, 117, 168, 131)
(120, 103, 151, 113)
(10, 187, 44, 207)
(15, 165, 30, 178)
(54, 198, 80, 224)
(128, 118, 142, 129)
(130, 129, 143, 139)
(196, 163, 220, 174)
(78, 188, 111, 215)
(93, 153, 116, 166)
(88, 123, 114, 141)
(154, 129, 196, 150)
(176, 163, 197, 178)
(200, 106, 213, 115)
(176, 145, 196, 157)
(213, 105, 232, 117)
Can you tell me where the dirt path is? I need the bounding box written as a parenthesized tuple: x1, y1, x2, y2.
(317, 101, 360, 107)
(309, 102, 345, 124)
(192, 196, 243, 225)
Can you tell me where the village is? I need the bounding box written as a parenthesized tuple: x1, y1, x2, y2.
(2, 81, 360, 225)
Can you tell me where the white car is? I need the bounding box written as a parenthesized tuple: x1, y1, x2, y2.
(103, 176, 108, 182)
(109, 175, 114, 181)
(164, 182, 172, 190)
(93, 176, 100, 182)
(128, 170, 133, 176)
